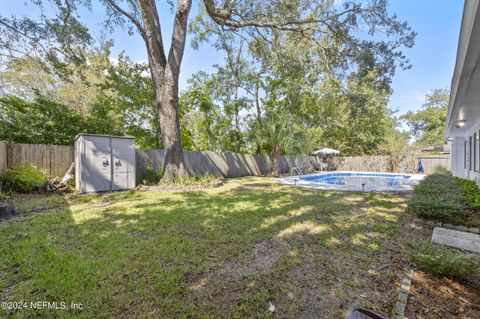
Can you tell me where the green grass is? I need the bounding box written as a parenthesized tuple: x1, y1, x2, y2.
(157, 173, 220, 186)
(0, 177, 411, 318)
(407, 242, 480, 280)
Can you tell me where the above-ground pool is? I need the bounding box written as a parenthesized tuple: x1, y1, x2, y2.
(280, 171, 425, 192)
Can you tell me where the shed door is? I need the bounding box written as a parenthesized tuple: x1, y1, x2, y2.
(83, 136, 112, 193)
(112, 138, 135, 191)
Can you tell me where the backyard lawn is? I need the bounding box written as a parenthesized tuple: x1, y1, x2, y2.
(1, 177, 422, 318)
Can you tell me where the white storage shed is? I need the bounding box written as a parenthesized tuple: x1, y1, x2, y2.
(74, 134, 136, 193)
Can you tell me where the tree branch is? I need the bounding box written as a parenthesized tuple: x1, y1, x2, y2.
(105, 0, 146, 39)
(137, 0, 167, 76)
(202, 0, 360, 31)
(166, 0, 193, 78)
(0, 18, 51, 57)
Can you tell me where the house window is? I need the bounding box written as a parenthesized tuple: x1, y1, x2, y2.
(470, 136, 472, 171)
(475, 133, 477, 172)
(465, 140, 467, 169)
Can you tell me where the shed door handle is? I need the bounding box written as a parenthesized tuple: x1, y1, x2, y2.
(102, 157, 109, 167)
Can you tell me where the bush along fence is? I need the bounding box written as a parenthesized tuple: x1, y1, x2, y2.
(0, 141, 451, 178)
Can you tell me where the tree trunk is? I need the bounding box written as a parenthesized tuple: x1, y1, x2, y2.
(255, 77, 261, 154)
(234, 96, 241, 153)
(255, 77, 261, 121)
(255, 142, 261, 155)
(159, 67, 185, 180)
(160, 0, 192, 180)
(269, 145, 281, 176)
(137, 0, 192, 180)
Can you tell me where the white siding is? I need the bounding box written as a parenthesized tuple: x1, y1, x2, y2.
(451, 119, 480, 185)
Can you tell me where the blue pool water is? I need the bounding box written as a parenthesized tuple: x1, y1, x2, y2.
(302, 172, 411, 187)
(281, 171, 421, 192)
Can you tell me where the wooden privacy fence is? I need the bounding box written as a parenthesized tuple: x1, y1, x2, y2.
(0, 143, 322, 179)
(415, 156, 451, 174)
(3, 143, 74, 177)
(0, 141, 451, 178)
(137, 150, 451, 177)
(136, 149, 322, 178)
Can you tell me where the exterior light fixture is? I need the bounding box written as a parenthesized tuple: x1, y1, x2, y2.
(455, 120, 466, 128)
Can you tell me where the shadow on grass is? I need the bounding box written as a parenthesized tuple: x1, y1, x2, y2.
(0, 178, 409, 318)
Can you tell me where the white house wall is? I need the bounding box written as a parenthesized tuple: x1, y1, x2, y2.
(446, 1, 480, 183)
(451, 119, 480, 183)
(451, 137, 465, 178)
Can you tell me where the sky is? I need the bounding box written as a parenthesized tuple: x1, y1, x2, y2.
(386, 0, 463, 115)
(0, 0, 464, 116)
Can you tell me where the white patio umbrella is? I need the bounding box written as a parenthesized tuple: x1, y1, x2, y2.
(312, 148, 340, 171)
(312, 148, 340, 155)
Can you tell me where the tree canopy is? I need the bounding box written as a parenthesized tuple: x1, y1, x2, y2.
(401, 88, 449, 147)
(0, 0, 418, 175)
(0, 44, 161, 147)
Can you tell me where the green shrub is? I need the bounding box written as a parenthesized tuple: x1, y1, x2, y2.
(409, 173, 468, 223)
(433, 165, 450, 175)
(1, 164, 46, 193)
(455, 177, 480, 210)
(408, 243, 480, 280)
(413, 174, 462, 196)
(137, 165, 162, 185)
(408, 197, 466, 222)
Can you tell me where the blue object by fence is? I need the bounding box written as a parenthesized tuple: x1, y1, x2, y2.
(418, 160, 424, 173)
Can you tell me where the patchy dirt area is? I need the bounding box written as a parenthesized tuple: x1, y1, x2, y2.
(189, 239, 289, 290)
(406, 271, 480, 319)
(0, 194, 70, 226)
